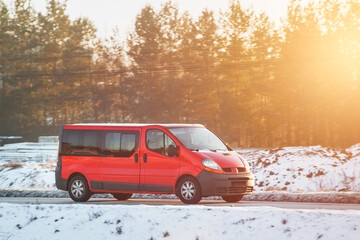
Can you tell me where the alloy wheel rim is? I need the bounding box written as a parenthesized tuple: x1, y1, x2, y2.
(71, 180, 84, 198)
(181, 181, 196, 200)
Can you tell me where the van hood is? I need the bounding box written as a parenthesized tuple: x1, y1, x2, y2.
(194, 150, 245, 168)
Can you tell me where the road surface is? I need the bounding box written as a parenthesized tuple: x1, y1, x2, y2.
(0, 197, 359, 210)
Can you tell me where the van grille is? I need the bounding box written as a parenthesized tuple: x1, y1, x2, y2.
(216, 186, 253, 194)
(229, 187, 253, 193)
(228, 177, 249, 181)
(222, 167, 246, 173)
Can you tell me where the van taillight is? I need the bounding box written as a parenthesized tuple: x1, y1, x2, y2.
(57, 135, 61, 167)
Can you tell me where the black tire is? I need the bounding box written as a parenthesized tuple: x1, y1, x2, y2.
(221, 195, 244, 203)
(176, 176, 202, 204)
(68, 175, 91, 202)
(112, 193, 133, 201)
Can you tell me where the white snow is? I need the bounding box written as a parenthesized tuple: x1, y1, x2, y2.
(0, 203, 359, 240)
(1, 142, 360, 193)
(1, 143, 360, 239)
(0, 143, 57, 190)
(239, 145, 360, 192)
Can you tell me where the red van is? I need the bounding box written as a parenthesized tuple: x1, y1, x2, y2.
(55, 124, 254, 204)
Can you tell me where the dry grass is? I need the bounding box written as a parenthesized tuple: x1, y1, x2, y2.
(1, 163, 23, 169)
(36, 159, 56, 169)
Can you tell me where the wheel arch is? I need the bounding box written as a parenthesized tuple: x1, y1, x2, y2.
(66, 172, 88, 191)
(175, 174, 202, 194)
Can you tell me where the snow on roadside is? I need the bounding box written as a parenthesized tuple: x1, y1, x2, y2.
(342, 144, 360, 191)
(239, 145, 360, 192)
(1, 190, 360, 203)
(1, 142, 360, 193)
(0, 142, 57, 161)
(0, 203, 359, 240)
(0, 143, 57, 190)
(0, 166, 55, 190)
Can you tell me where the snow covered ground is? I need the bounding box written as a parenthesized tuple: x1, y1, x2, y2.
(0, 142, 57, 190)
(239, 145, 360, 192)
(1, 142, 360, 240)
(0, 142, 360, 201)
(0, 203, 359, 240)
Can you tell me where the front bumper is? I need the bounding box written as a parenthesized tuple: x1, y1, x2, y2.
(196, 170, 254, 196)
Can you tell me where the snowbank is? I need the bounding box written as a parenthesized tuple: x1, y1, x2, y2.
(1, 142, 360, 193)
(0, 203, 359, 240)
(239, 145, 360, 192)
(0, 143, 57, 189)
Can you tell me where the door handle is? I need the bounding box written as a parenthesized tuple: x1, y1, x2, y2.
(143, 153, 147, 163)
(135, 153, 138, 163)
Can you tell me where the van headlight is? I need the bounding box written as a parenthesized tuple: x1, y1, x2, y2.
(202, 158, 222, 171)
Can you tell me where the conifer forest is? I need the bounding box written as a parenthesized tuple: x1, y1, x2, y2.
(0, 0, 359, 147)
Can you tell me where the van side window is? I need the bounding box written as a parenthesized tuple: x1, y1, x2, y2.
(103, 131, 138, 157)
(165, 134, 176, 156)
(146, 129, 176, 156)
(61, 130, 102, 156)
(105, 132, 121, 153)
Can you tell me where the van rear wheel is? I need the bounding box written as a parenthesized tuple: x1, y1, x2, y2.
(176, 176, 202, 204)
(68, 175, 91, 202)
(221, 195, 244, 203)
(112, 193, 133, 201)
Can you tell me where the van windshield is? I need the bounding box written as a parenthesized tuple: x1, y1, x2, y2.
(168, 127, 228, 151)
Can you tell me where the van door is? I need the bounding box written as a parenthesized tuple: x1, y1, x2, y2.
(95, 128, 141, 192)
(140, 128, 180, 193)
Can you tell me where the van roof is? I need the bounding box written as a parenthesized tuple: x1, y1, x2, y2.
(65, 123, 204, 128)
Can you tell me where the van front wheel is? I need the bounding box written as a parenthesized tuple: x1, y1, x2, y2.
(221, 195, 244, 203)
(112, 193, 133, 201)
(68, 175, 91, 202)
(176, 177, 202, 204)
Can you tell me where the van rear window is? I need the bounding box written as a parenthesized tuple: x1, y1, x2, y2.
(61, 130, 102, 156)
(61, 129, 139, 157)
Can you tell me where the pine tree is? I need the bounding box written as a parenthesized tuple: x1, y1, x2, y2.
(156, 1, 185, 122)
(127, 5, 163, 122)
(190, 9, 220, 131)
(62, 17, 96, 123)
(94, 28, 129, 122)
(177, 11, 200, 122)
(5, 0, 39, 137)
(249, 13, 281, 146)
(0, 1, 15, 134)
(218, 0, 253, 146)
(37, 0, 70, 128)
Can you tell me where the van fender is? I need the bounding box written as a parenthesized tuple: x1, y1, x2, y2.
(62, 164, 88, 180)
(178, 166, 203, 179)
(174, 166, 203, 194)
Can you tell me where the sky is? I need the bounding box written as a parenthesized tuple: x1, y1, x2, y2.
(3, 0, 300, 42)
(62, 0, 291, 41)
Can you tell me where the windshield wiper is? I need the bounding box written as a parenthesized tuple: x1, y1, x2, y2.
(210, 149, 228, 152)
(189, 148, 199, 152)
(189, 148, 224, 152)
(196, 148, 217, 152)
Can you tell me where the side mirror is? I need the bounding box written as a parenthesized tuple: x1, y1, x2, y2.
(168, 145, 179, 157)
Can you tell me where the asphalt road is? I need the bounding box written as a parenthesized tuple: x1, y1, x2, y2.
(0, 197, 359, 210)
